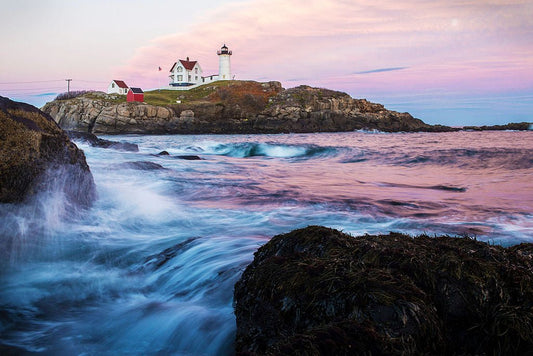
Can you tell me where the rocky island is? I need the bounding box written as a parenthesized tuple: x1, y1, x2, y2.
(42, 81, 454, 134)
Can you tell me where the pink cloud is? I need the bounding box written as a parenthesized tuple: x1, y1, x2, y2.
(115, 0, 533, 96)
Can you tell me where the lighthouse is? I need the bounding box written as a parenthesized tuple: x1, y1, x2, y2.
(217, 44, 232, 80)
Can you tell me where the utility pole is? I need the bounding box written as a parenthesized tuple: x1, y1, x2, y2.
(65, 79, 72, 94)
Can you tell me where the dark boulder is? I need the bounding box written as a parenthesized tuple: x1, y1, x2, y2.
(67, 131, 139, 152)
(234, 226, 533, 355)
(176, 155, 202, 160)
(152, 152, 202, 160)
(115, 161, 166, 170)
(0, 96, 96, 206)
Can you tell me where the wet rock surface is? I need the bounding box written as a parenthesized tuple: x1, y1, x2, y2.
(0, 96, 95, 206)
(67, 131, 139, 151)
(115, 161, 166, 171)
(234, 226, 533, 355)
(176, 155, 202, 160)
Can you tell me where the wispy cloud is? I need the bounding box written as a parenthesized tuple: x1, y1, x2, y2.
(355, 67, 408, 75)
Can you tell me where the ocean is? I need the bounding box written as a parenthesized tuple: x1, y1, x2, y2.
(1, 130, 532, 355)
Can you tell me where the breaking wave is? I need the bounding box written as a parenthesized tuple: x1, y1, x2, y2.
(206, 142, 336, 159)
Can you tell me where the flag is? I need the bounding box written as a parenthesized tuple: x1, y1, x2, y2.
(158, 66, 162, 71)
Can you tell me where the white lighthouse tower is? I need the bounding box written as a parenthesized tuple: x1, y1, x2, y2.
(217, 44, 232, 80)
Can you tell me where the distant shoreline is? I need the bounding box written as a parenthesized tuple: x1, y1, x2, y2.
(459, 122, 532, 131)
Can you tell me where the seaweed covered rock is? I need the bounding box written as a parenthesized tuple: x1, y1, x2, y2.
(234, 226, 533, 355)
(0, 96, 95, 206)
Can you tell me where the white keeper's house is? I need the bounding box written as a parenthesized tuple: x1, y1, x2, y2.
(169, 57, 203, 87)
(107, 80, 129, 94)
(168, 44, 233, 89)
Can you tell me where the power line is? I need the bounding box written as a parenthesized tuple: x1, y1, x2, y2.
(73, 79, 108, 83)
(0, 77, 106, 95)
(0, 79, 109, 86)
(0, 80, 65, 85)
(1, 86, 66, 93)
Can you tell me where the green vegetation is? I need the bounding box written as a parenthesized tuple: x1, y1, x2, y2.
(56, 80, 282, 114)
(143, 81, 233, 106)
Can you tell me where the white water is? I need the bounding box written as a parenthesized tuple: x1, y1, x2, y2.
(1, 131, 532, 354)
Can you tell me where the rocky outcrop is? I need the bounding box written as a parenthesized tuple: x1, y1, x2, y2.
(234, 226, 533, 355)
(0, 96, 95, 206)
(67, 131, 139, 151)
(43, 92, 175, 134)
(42, 81, 455, 134)
(255, 86, 444, 133)
(463, 122, 532, 131)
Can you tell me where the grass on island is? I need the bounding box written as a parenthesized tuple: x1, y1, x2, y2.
(143, 81, 233, 106)
(59, 80, 277, 108)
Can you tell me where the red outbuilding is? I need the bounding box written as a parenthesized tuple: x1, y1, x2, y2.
(127, 87, 144, 102)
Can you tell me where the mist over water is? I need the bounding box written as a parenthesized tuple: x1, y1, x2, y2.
(1, 131, 532, 355)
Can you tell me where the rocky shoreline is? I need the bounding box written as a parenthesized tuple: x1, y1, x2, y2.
(42, 81, 457, 134)
(234, 226, 533, 355)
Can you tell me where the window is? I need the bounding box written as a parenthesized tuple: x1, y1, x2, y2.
(188, 75, 191, 81)
(195, 68, 198, 74)
(177, 66, 183, 72)
(112, 83, 115, 88)
(195, 76, 198, 81)
(177, 75, 183, 81)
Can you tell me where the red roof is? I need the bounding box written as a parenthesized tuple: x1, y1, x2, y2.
(169, 59, 200, 72)
(113, 80, 128, 89)
(180, 59, 197, 71)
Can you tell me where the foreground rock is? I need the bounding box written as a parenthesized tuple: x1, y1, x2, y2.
(42, 81, 455, 134)
(0, 96, 95, 206)
(234, 226, 533, 355)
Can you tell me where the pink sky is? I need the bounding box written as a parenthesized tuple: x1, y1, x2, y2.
(118, 0, 532, 88)
(1, 0, 532, 125)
